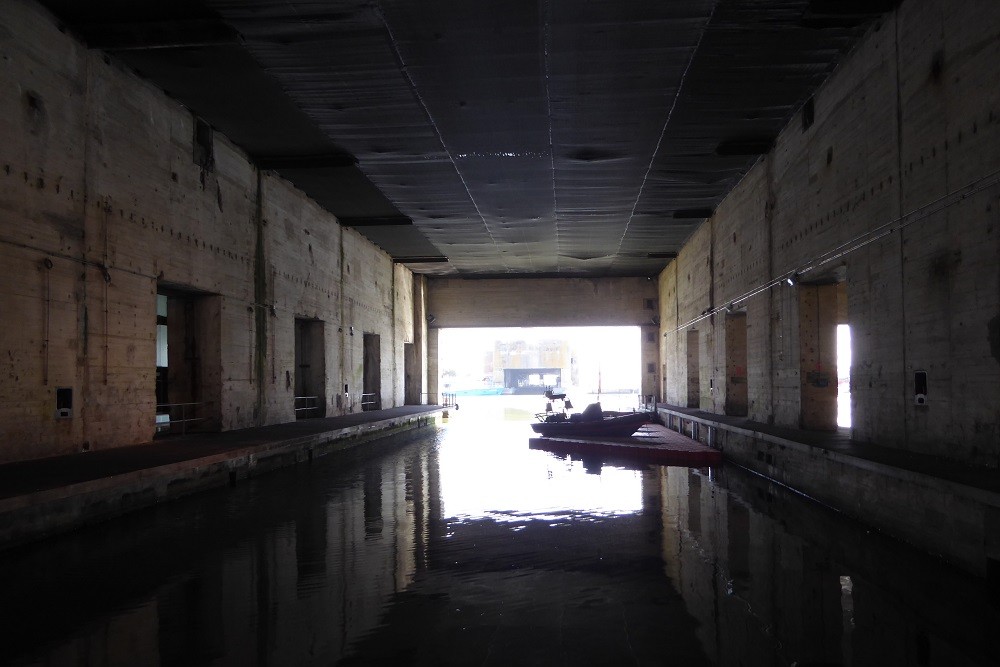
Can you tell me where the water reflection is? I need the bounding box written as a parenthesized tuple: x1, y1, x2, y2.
(0, 399, 997, 666)
(439, 397, 644, 522)
(0, 439, 436, 666)
(661, 465, 1000, 665)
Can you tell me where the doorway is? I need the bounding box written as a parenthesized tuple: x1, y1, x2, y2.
(798, 284, 840, 431)
(155, 288, 221, 435)
(294, 318, 326, 419)
(363, 333, 382, 411)
(725, 313, 748, 416)
(686, 330, 700, 409)
(404, 342, 420, 405)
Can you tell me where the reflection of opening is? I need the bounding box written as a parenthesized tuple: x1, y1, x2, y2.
(363, 465, 383, 536)
(837, 324, 852, 428)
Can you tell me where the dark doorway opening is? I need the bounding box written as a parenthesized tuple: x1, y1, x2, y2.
(404, 342, 420, 405)
(799, 283, 840, 431)
(363, 333, 382, 411)
(155, 288, 221, 436)
(686, 330, 700, 409)
(294, 318, 326, 419)
(725, 313, 748, 416)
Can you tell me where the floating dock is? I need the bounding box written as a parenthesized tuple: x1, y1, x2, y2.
(529, 423, 722, 467)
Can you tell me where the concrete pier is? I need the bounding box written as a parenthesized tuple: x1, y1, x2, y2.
(657, 405, 1000, 579)
(0, 406, 442, 549)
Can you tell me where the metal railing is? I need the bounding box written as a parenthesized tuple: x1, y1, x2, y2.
(417, 393, 457, 408)
(294, 395, 323, 418)
(155, 401, 209, 435)
(360, 392, 380, 411)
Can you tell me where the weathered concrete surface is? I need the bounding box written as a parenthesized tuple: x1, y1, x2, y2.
(428, 276, 658, 329)
(0, 0, 424, 463)
(657, 405, 1000, 578)
(0, 406, 442, 549)
(658, 0, 1000, 467)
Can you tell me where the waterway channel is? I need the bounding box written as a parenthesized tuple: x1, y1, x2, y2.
(1, 396, 997, 665)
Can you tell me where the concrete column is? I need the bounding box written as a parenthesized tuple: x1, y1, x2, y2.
(427, 327, 439, 405)
(640, 325, 659, 406)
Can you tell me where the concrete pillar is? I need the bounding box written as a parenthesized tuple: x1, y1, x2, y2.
(405, 276, 428, 405)
(640, 325, 659, 406)
(427, 327, 439, 405)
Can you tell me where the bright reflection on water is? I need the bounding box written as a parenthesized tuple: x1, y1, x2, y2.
(440, 395, 643, 522)
(0, 396, 998, 666)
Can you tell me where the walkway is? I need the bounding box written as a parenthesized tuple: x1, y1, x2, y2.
(656, 404, 1000, 495)
(0, 406, 443, 548)
(656, 403, 1000, 578)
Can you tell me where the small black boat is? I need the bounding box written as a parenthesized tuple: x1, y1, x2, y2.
(530, 390, 652, 438)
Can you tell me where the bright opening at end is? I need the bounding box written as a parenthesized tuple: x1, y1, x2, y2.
(436, 326, 644, 520)
(837, 324, 852, 428)
(437, 326, 641, 411)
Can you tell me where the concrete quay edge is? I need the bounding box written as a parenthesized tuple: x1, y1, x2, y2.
(0, 410, 443, 550)
(656, 406, 1000, 509)
(657, 406, 1000, 577)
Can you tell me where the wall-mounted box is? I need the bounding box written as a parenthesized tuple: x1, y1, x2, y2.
(914, 371, 927, 406)
(55, 387, 73, 418)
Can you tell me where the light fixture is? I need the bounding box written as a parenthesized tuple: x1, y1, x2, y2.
(786, 273, 798, 286)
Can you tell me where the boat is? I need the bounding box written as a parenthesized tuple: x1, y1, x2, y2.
(530, 411, 652, 437)
(530, 389, 653, 438)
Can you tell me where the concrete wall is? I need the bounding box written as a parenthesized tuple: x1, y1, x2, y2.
(658, 0, 1000, 466)
(0, 0, 418, 463)
(427, 277, 658, 328)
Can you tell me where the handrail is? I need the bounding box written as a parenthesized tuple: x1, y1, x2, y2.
(155, 401, 209, 436)
(294, 395, 322, 417)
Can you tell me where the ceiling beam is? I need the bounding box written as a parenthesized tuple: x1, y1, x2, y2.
(81, 20, 243, 51)
(339, 216, 413, 227)
(715, 138, 775, 156)
(393, 256, 449, 264)
(673, 208, 714, 219)
(255, 153, 358, 170)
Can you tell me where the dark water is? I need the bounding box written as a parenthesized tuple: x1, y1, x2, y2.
(1, 398, 998, 666)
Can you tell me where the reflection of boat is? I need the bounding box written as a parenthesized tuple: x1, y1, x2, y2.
(531, 389, 652, 437)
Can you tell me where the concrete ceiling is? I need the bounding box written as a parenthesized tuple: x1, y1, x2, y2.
(39, 0, 896, 278)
